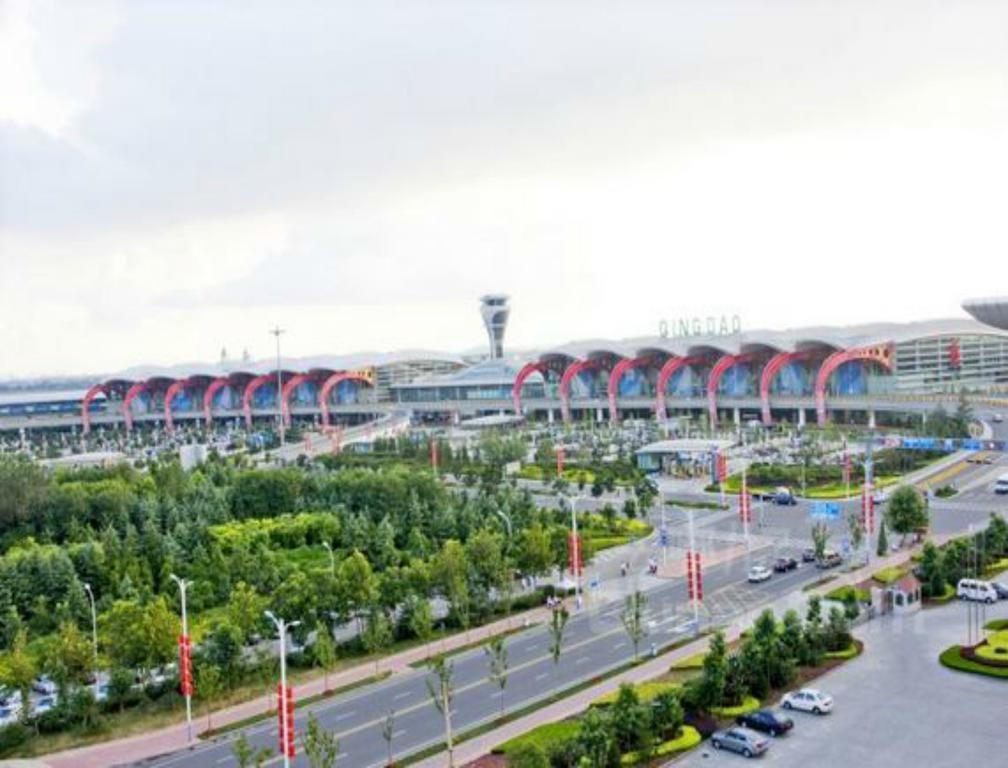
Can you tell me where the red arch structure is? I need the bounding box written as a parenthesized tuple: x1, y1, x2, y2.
(559, 359, 603, 423)
(281, 373, 315, 427)
(707, 354, 752, 427)
(242, 374, 274, 429)
(759, 351, 810, 426)
(655, 356, 702, 421)
(203, 377, 229, 427)
(163, 378, 193, 433)
(121, 382, 147, 432)
(512, 362, 545, 415)
(607, 356, 658, 423)
(814, 343, 894, 426)
(319, 371, 373, 426)
(81, 384, 107, 435)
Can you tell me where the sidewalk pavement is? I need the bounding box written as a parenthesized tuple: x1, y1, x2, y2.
(42, 607, 550, 768)
(416, 542, 931, 768)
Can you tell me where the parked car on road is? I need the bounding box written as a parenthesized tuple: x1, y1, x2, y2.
(32, 696, 56, 716)
(748, 565, 772, 583)
(816, 551, 843, 569)
(32, 677, 56, 696)
(801, 548, 817, 563)
(773, 556, 798, 573)
(957, 579, 998, 604)
(711, 727, 770, 757)
(991, 581, 1008, 599)
(781, 688, 833, 714)
(736, 708, 794, 737)
(773, 487, 797, 505)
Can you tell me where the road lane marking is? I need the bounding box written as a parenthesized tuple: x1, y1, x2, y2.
(334, 710, 356, 720)
(393, 690, 413, 700)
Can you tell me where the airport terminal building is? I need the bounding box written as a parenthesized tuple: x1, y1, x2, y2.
(4, 297, 1008, 435)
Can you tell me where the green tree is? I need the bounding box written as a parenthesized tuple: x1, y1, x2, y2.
(610, 683, 648, 753)
(516, 522, 553, 578)
(227, 582, 266, 644)
(876, 520, 889, 557)
(41, 620, 93, 699)
(484, 636, 509, 718)
(431, 540, 470, 631)
(0, 629, 37, 718)
(802, 596, 824, 667)
(577, 707, 616, 768)
(621, 590, 648, 662)
(547, 605, 569, 673)
(301, 711, 340, 768)
(886, 486, 928, 538)
(101, 598, 176, 675)
(508, 743, 549, 768)
(361, 605, 393, 675)
(811, 521, 830, 561)
(405, 595, 434, 657)
(336, 550, 378, 634)
(699, 631, 728, 709)
(426, 656, 456, 768)
(232, 732, 271, 768)
(918, 541, 946, 598)
(312, 621, 338, 692)
(196, 663, 224, 730)
(846, 512, 865, 557)
(651, 689, 684, 740)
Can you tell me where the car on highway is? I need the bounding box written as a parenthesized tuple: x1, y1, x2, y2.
(736, 708, 794, 737)
(773, 556, 798, 573)
(710, 727, 771, 757)
(992, 581, 1008, 599)
(801, 548, 817, 563)
(32, 676, 56, 696)
(994, 474, 1008, 495)
(32, 696, 56, 716)
(748, 565, 772, 583)
(773, 486, 797, 505)
(816, 551, 843, 569)
(781, 688, 834, 714)
(994, 413, 1004, 423)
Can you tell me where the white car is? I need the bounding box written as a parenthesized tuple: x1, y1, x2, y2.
(957, 579, 998, 604)
(748, 565, 772, 583)
(781, 688, 833, 714)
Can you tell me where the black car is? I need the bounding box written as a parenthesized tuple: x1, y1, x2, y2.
(774, 557, 798, 573)
(992, 581, 1008, 599)
(736, 709, 794, 737)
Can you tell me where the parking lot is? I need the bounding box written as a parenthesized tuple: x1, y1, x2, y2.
(673, 594, 1008, 767)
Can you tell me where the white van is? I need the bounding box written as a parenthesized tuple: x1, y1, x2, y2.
(957, 579, 998, 604)
(995, 474, 1008, 495)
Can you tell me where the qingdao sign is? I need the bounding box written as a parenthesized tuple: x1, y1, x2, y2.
(659, 315, 742, 339)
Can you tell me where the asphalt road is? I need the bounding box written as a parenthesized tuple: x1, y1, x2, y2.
(141, 536, 822, 768)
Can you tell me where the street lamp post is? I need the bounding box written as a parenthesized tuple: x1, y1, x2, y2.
(322, 541, 335, 576)
(82, 583, 98, 700)
(169, 574, 194, 743)
(265, 611, 301, 768)
(568, 494, 583, 609)
(270, 326, 286, 447)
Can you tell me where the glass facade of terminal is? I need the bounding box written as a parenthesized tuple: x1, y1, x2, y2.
(891, 334, 1008, 393)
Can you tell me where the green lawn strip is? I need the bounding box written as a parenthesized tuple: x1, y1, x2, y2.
(824, 585, 870, 603)
(982, 558, 1008, 579)
(975, 631, 1008, 662)
(824, 642, 861, 661)
(985, 619, 1008, 631)
(496, 720, 581, 754)
(924, 583, 957, 605)
(666, 498, 729, 511)
(407, 624, 535, 669)
(802, 575, 838, 592)
(591, 680, 681, 708)
(199, 671, 391, 740)
(397, 633, 707, 766)
(872, 565, 909, 585)
(939, 645, 1008, 679)
(619, 726, 702, 765)
(669, 651, 707, 671)
(710, 695, 761, 718)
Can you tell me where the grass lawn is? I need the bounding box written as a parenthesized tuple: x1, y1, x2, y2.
(983, 558, 1008, 579)
(986, 618, 1008, 631)
(975, 630, 1008, 663)
(924, 583, 957, 605)
(824, 642, 862, 661)
(670, 651, 707, 671)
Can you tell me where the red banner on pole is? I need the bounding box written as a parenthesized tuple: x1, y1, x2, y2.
(716, 452, 728, 483)
(861, 488, 875, 534)
(285, 685, 295, 758)
(556, 447, 565, 476)
(695, 552, 703, 600)
(686, 551, 694, 599)
(739, 476, 751, 524)
(178, 635, 193, 697)
(430, 440, 438, 471)
(568, 532, 582, 577)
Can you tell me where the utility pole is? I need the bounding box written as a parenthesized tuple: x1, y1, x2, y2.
(169, 574, 194, 743)
(265, 611, 300, 768)
(270, 326, 286, 447)
(83, 583, 98, 701)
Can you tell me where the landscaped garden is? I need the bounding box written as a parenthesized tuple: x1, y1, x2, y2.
(939, 620, 1008, 679)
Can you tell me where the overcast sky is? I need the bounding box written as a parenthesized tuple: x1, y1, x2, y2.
(2, 0, 1007, 377)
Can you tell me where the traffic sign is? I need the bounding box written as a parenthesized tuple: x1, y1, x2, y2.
(811, 502, 840, 519)
(659, 524, 670, 547)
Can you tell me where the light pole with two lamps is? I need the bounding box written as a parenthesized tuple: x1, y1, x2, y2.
(265, 610, 300, 768)
(169, 574, 194, 743)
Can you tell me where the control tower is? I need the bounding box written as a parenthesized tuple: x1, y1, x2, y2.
(479, 294, 510, 359)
